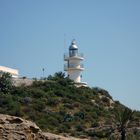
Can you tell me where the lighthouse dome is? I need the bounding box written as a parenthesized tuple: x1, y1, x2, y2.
(69, 40, 78, 50)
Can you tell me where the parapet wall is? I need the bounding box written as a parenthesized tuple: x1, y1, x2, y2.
(12, 78, 33, 86)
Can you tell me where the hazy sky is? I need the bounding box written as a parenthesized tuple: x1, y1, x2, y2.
(0, 0, 140, 110)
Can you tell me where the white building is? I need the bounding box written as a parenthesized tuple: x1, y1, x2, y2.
(0, 66, 19, 78)
(64, 40, 87, 86)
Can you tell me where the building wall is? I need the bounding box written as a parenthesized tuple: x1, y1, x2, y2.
(69, 59, 81, 68)
(12, 78, 33, 86)
(68, 70, 81, 83)
(0, 66, 19, 78)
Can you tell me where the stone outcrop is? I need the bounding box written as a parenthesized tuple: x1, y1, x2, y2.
(0, 114, 42, 140)
(0, 114, 88, 140)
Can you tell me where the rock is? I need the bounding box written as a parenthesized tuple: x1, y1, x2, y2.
(0, 114, 88, 140)
(43, 132, 88, 140)
(0, 114, 42, 140)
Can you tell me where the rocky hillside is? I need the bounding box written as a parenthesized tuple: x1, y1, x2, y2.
(0, 114, 88, 140)
(0, 72, 140, 139)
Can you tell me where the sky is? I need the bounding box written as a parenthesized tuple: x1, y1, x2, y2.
(0, 0, 140, 110)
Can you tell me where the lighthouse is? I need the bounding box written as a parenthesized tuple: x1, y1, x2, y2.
(64, 40, 86, 86)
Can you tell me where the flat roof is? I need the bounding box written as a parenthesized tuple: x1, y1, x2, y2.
(0, 66, 19, 76)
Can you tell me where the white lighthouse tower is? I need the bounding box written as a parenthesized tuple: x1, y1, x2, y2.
(64, 40, 86, 86)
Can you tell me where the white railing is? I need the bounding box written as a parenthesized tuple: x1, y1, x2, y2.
(64, 53, 84, 59)
(64, 64, 84, 70)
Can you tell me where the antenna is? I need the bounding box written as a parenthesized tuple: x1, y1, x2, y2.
(42, 68, 45, 78)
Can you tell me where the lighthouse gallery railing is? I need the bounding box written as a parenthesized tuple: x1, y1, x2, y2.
(64, 64, 84, 70)
(64, 53, 84, 60)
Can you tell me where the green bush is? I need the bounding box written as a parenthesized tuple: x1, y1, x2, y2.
(75, 124, 84, 131)
(0, 72, 13, 93)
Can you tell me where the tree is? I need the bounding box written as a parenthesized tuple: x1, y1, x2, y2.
(0, 72, 13, 93)
(54, 72, 65, 79)
(47, 72, 65, 81)
(115, 107, 134, 140)
(47, 72, 74, 86)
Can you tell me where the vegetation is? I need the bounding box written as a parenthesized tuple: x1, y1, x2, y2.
(115, 108, 135, 140)
(0, 72, 140, 139)
(0, 72, 13, 93)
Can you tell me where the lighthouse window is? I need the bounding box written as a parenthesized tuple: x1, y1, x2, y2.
(69, 49, 78, 57)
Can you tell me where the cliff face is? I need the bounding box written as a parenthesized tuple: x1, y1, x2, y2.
(0, 114, 87, 140)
